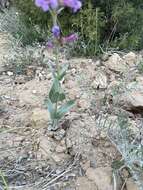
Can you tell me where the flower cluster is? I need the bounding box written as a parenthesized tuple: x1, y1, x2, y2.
(35, 0, 82, 12)
(35, 0, 82, 43)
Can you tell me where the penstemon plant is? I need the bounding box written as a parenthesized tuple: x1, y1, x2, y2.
(35, 0, 82, 130)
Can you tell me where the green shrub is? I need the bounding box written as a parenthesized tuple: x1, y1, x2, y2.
(13, 0, 143, 56)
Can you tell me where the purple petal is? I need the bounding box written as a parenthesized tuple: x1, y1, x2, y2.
(35, 0, 43, 7)
(46, 41, 54, 48)
(52, 25, 61, 37)
(63, 33, 78, 43)
(50, 0, 58, 9)
(63, 0, 82, 12)
(35, 0, 49, 11)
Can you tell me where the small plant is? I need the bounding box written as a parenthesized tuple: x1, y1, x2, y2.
(0, 169, 8, 190)
(35, 0, 82, 130)
(137, 60, 143, 74)
(0, 7, 43, 45)
(96, 115, 143, 189)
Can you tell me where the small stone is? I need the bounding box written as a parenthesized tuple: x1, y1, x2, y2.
(122, 168, 130, 178)
(68, 86, 81, 99)
(54, 129, 66, 141)
(56, 144, 66, 153)
(102, 53, 109, 61)
(32, 90, 37, 94)
(91, 72, 108, 89)
(66, 80, 76, 89)
(86, 167, 113, 190)
(126, 178, 139, 190)
(81, 160, 91, 171)
(104, 141, 111, 147)
(104, 53, 127, 72)
(51, 153, 69, 163)
(123, 52, 136, 65)
(7, 71, 13, 76)
(66, 138, 72, 149)
(95, 60, 101, 66)
(77, 99, 90, 110)
(39, 136, 56, 160)
(47, 131, 54, 138)
(47, 73, 52, 80)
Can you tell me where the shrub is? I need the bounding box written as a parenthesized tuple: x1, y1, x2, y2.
(13, 0, 143, 56)
(0, 7, 44, 45)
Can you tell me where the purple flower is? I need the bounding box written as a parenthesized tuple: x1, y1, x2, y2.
(46, 41, 54, 48)
(35, 0, 58, 11)
(63, 0, 82, 12)
(52, 25, 61, 37)
(62, 33, 78, 43)
(50, 0, 58, 9)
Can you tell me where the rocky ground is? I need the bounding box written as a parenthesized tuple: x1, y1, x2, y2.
(0, 32, 143, 190)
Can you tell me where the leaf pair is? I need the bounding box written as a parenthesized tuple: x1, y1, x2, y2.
(49, 78, 65, 103)
(47, 99, 75, 120)
(56, 64, 68, 81)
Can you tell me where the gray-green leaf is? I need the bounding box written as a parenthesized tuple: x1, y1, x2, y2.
(49, 78, 65, 103)
(56, 100, 75, 119)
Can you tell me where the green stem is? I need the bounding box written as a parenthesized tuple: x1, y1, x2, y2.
(95, 8, 98, 54)
(50, 9, 60, 77)
(55, 44, 60, 76)
(53, 101, 58, 129)
(0, 170, 8, 190)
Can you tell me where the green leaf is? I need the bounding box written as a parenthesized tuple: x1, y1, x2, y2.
(56, 100, 75, 119)
(57, 65, 68, 81)
(49, 78, 65, 103)
(47, 99, 55, 119)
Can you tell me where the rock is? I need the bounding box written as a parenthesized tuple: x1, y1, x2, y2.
(31, 108, 50, 128)
(77, 98, 90, 110)
(32, 90, 37, 94)
(51, 152, 69, 163)
(7, 71, 13, 76)
(127, 92, 143, 109)
(91, 71, 108, 89)
(54, 129, 66, 141)
(56, 144, 67, 153)
(102, 53, 109, 61)
(123, 52, 136, 65)
(76, 177, 97, 190)
(66, 80, 77, 89)
(81, 160, 91, 171)
(68, 87, 81, 99)
(86, 167, 113, 190)
(126, 178, 139, 190)
(113, 80, 143, 112)
(104, 53, 127, 72)
(39, 136, 56, 160)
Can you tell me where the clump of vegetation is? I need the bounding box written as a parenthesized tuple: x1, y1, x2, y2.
(0, 7, 45, 45)
(96, 114, 143, 189)
(137, 60, 143, 74)
(13, 0, 143, 56)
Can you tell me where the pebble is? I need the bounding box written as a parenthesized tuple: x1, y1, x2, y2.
(7, 71, 13, 76)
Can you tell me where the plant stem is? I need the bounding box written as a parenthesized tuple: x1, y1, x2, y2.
(52, 95, 58, 130)
(55, 44, 60, 75)
(0, 170, 8, 190)
(95, 8, 98, 54)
